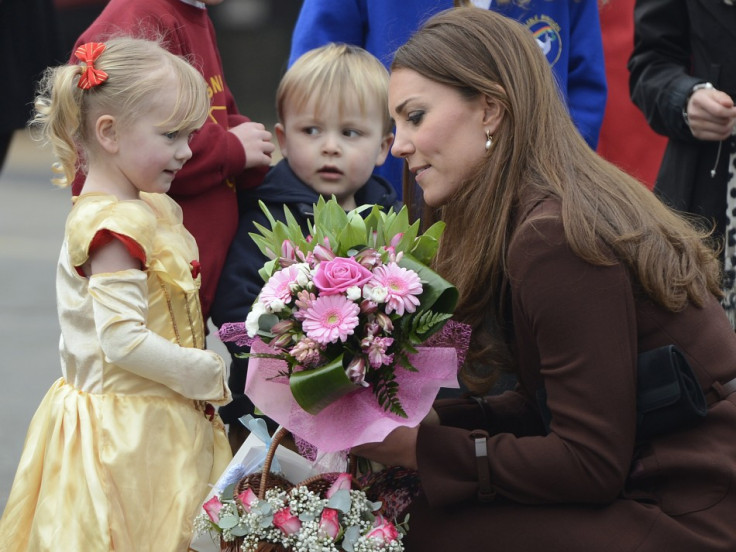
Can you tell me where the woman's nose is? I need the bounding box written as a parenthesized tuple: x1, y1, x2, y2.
(390, 131, 412, 158)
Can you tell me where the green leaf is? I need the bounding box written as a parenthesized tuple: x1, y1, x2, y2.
(408, 221, 445, 265)
(258, 313, 279, 333)
(326, 489, 352, 513)
(218, 515, 240, 530)
(337, 211, 368, 254)
(289, 354, 358, 414)
(370, 366, 408, 418)
(230, 525, 248, 537)
(382, 205, 410, 245)
(361, 204, 387, 241)
(314, 196, 349, 245)
(256, 258, 278, 284)
(392, 219, 420, 254)
(403, 310, 453, 344)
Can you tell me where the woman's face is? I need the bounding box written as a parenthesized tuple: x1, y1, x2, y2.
(389, 68, 491, 207)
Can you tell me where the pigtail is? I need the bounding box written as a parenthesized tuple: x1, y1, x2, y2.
(30, 64, 86, 188)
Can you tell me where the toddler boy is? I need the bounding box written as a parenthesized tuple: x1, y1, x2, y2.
(211, 43, 398, 451)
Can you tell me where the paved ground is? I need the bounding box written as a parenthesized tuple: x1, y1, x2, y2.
(0, 130, 229, 513)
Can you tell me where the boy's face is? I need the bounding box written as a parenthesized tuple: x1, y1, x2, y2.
(275, 94, 393, 211)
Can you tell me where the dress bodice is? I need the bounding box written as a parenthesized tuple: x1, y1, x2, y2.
(57, 192, 205, 395)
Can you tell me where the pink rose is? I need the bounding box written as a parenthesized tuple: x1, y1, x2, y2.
(325, 473, 353, 498)
(203, 496, 223, 523)
(366, 519, 400, 543)
(318, 507, 341, 540)
(313, 257, 372, 295)
(273, 507, 302, 536)
(236, 487, 258, 512)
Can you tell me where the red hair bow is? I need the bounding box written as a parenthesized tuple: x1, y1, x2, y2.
(75, 42, 109, 90)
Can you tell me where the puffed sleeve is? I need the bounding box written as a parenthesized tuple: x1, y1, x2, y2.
(66, 195, 156, 270)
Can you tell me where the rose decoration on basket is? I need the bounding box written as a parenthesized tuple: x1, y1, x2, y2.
(194, 428, 407, 552)
(219, 197, 468, 452)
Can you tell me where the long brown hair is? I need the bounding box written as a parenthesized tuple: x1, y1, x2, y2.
(393, 8, 721, 391)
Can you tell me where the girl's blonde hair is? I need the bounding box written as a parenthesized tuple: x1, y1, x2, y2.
(31, 36, 210, 187)
(394, 8, 721, 391)
(276, 43, 392, 135)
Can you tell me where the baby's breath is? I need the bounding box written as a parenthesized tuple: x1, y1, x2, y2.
(195, 481, 404, 552)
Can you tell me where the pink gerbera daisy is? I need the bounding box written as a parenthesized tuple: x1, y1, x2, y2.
(302, 294, 360, 344)
(369, 263, 423, 315)
(260, 265, 300, 309)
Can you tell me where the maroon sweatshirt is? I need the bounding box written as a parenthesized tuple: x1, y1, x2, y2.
(71, 0, 267, 321)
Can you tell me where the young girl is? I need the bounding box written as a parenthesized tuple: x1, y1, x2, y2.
(0, 37, 232, 551)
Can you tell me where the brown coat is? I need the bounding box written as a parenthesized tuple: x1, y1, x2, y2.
(408, 196, 736, 551)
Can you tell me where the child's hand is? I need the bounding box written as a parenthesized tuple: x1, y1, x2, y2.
(229, 121, 275, 169)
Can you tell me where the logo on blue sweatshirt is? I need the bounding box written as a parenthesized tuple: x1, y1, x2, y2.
(524, 15, 562, 67)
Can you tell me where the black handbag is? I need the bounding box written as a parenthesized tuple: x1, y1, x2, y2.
(636, 344, 707, 442)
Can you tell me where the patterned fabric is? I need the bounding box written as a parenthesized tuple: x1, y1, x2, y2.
(721, 134, 736, 327)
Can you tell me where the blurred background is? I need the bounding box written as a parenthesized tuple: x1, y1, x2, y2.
(0, 0, 302, 513)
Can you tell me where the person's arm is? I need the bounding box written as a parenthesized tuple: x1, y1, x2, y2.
(420, 216, 638, 507)
(357, 214, 640, 507)
(628, 0, 701, 140)
(565, 0, 607, 149)
(166, 23, 272, 196)
(288, 0, 367, 66)
(84, 235, 230, 403)
(433, 390, 544, 436)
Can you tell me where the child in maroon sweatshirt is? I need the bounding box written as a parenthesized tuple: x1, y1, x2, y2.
(71, 0, 275, 322)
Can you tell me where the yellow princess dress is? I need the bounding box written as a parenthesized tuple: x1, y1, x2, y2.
(0, 192, 232, 551)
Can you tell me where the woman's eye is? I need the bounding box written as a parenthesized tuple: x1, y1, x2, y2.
(407, 111, 424, 125)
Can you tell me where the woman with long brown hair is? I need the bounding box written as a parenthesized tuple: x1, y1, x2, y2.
(352, 7, 736, 551)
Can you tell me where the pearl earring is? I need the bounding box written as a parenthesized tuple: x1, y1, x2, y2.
(485, 130, 493, 151)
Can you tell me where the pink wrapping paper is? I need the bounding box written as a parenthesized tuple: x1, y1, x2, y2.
(245, 338, 460, 452)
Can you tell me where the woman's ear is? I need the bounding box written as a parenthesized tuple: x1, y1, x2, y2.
(482, 94, 504, 135)
(95, 115, 118, 153)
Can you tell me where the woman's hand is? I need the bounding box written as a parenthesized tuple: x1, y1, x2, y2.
(350, 425, 419, 470)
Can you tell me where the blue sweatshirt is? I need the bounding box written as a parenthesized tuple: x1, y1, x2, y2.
(289, 0, 607, 197)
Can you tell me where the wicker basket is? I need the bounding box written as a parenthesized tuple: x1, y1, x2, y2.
(220, 427, 358, 552)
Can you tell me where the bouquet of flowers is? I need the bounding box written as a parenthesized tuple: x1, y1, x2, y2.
(219, 197, 467, 452)
(195, 472, 406, 552)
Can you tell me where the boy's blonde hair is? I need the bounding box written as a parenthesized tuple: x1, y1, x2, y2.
(31, 36, 210, 187)
(276, 43, 392, 135)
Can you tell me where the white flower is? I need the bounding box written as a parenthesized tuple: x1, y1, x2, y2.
(346, 285, 362, 301)
(267, 298, 286, 313)
(294, 263, 312, 287)
(363, 284, 388, 304)
(245, 301, 267, 337)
